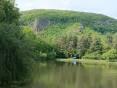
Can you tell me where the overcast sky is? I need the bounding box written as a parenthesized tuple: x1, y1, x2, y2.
(16, 0, 117, 19)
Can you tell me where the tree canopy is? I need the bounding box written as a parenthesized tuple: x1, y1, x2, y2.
(0, 0, 33, 87)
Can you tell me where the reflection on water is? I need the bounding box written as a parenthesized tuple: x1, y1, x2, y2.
(27, 63, 117, 88)
(2, 63, 117, 88)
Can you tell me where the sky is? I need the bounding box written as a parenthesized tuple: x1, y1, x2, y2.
(16, 0, 117, 19)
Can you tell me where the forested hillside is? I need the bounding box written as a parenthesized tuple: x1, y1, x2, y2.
(21, 9, 117, 60)
(21, 9, 117, 33)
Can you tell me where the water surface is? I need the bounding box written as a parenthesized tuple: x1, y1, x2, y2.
(28, 63, 117, 88)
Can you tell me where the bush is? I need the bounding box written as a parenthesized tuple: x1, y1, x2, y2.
(39, 52, 47, 61)
(82, 52, 102, 60)
(47, 51, 56, 60)
(102, 49, 117, 61)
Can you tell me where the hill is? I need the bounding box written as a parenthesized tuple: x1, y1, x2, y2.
(20, 9, 117, 60)
(21, 9, 117, 33)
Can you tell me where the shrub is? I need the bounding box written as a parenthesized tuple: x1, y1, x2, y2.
(47, 51, 56, 60)
(82, 52, 102, 60)
(102, 49, 117, 61)
(39, 52, 47, 61)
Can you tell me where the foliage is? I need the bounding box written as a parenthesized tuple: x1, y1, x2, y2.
(0, 0, 19, 24)
(0, 0, 33, 86)
(102, 49, 117, 61)
(82, 52, 102, 60)
(113, 33, 117, 51)
(47, 51, 56, 60)
(89, 38, 103, 54)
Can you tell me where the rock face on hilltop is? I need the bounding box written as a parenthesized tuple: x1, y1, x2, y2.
(33, 17, 50, 32)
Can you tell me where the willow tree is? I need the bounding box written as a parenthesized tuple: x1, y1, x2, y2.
(0, 0, 33, 86)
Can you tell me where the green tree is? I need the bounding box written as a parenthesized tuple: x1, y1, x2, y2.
(102, 49, 117, 61)
(107, 33, 113, 46)
(90, 38, 103, 54)
(0, 0, 33, 86)
(77, 35, 92, 58)
(113, 33, 117, 51)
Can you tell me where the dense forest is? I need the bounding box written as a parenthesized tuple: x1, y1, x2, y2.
(0, 0, 117, 87)
(21, 9, 117, 61)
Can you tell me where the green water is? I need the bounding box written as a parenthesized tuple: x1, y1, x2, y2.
(25, 63, 117, 88)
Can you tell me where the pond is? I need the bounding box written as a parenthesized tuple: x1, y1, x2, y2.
(25, 62, 117, 88)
